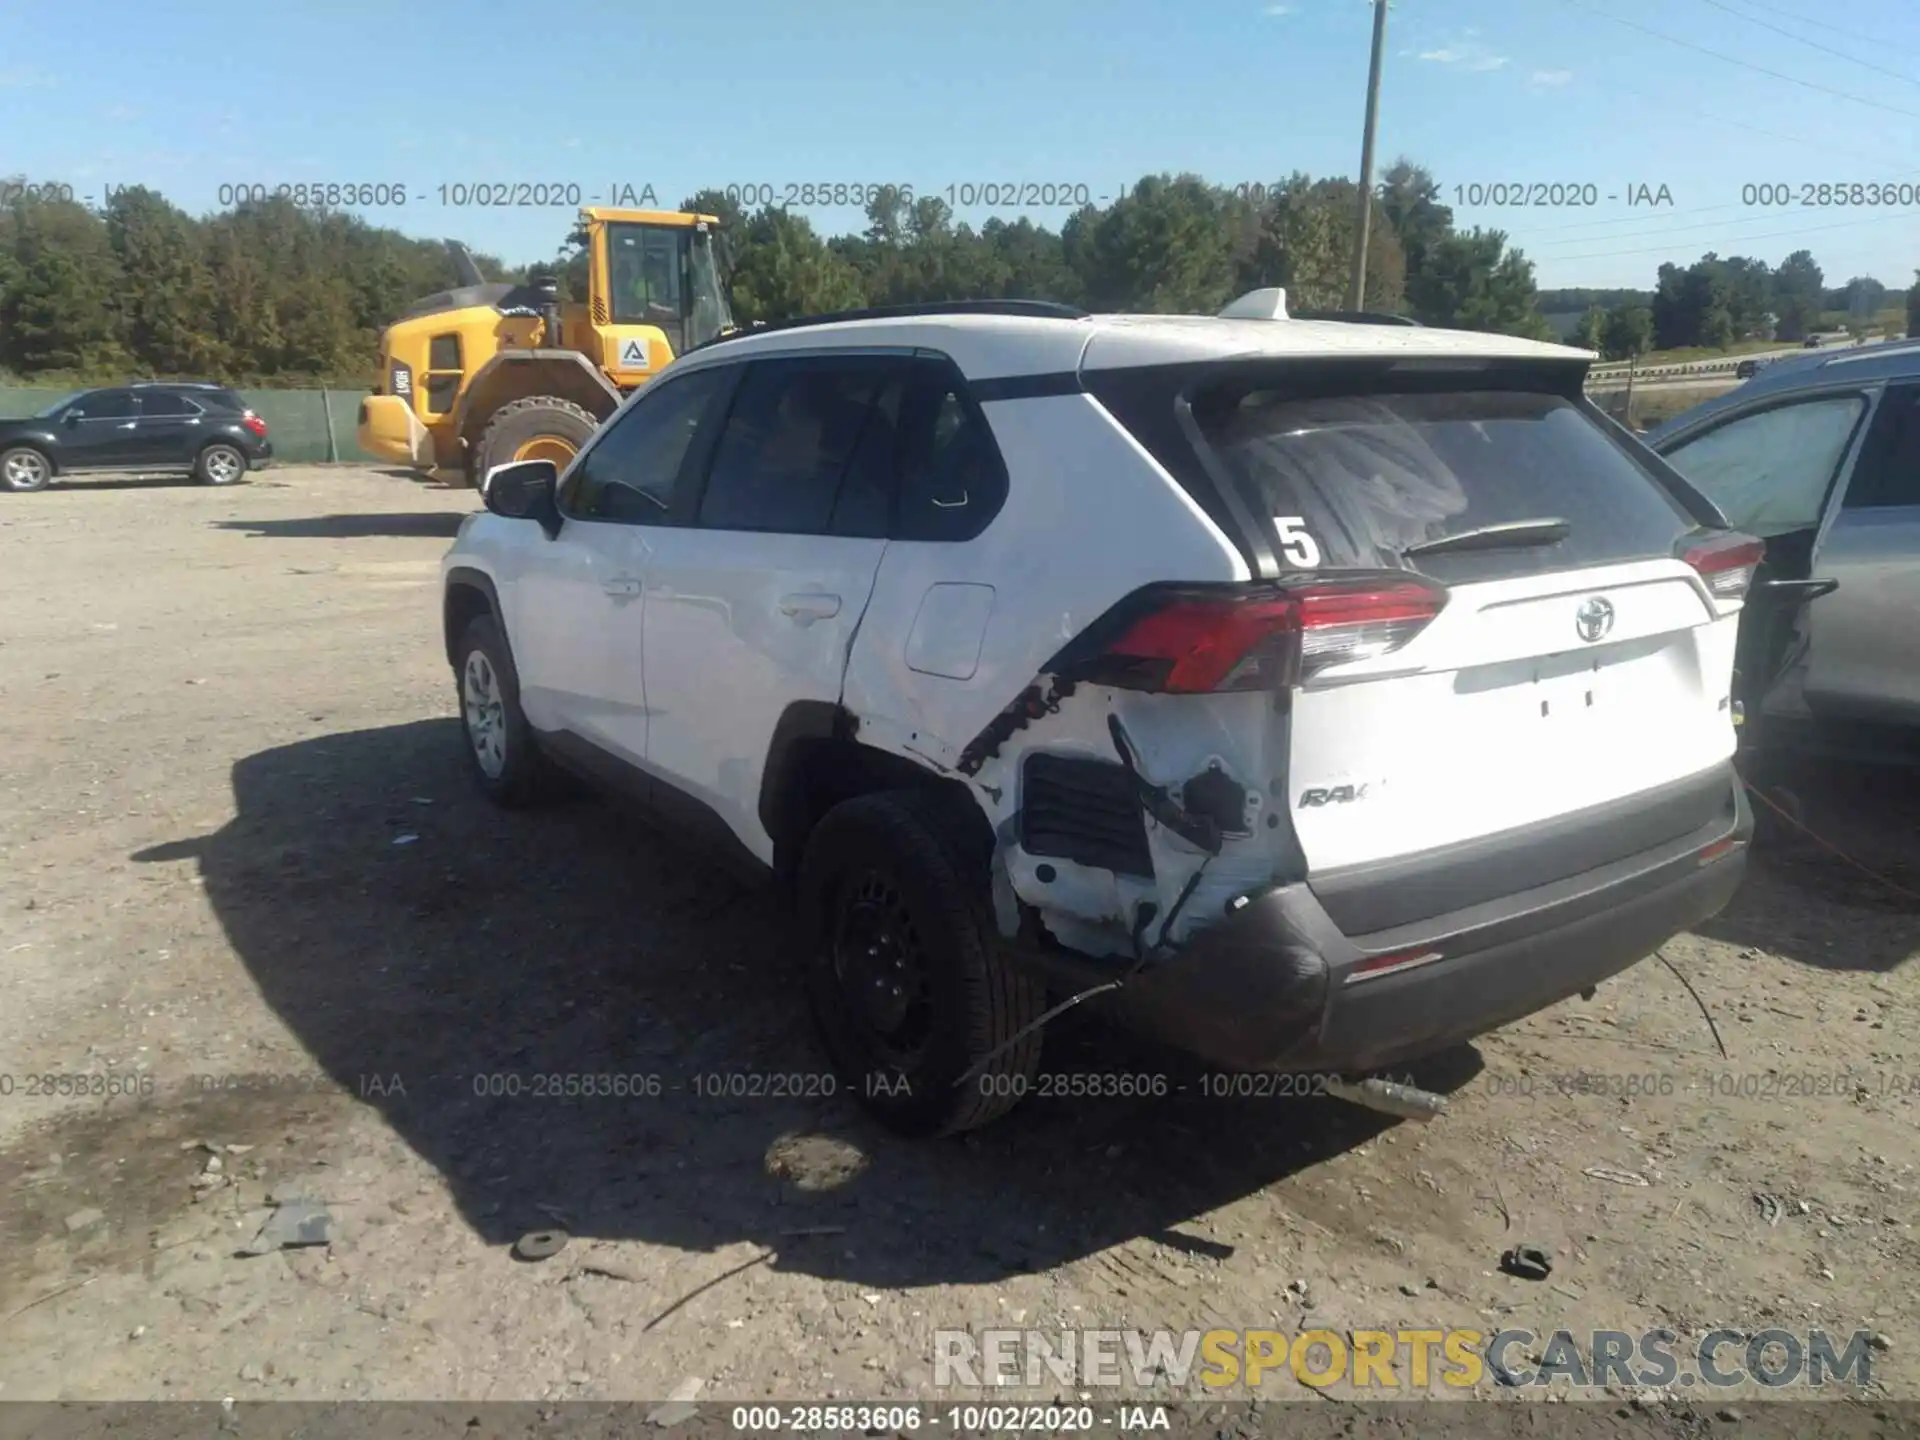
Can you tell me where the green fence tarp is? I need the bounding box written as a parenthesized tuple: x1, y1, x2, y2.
(0, 386, 382, 465)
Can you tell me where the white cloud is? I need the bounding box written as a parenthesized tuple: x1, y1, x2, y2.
(1528, 68, 1574, 89)
(105, 103, 140, 121)
(0, 66, 58, 89)
(1262, 2, 1295, 14)
(1418, 41, 1509, 72)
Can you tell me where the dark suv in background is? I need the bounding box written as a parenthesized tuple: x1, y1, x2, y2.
(0, 382, 273, 492)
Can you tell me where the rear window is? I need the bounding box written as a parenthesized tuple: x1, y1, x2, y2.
(1191, 389, 1696, 582)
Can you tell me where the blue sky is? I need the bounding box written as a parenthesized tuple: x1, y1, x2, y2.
(4, 0, 1918, 293)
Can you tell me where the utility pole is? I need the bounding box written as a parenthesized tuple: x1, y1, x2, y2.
(1346, 0, 1390, 312)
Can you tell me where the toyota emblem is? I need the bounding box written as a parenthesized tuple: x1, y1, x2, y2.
(1575, 596, 1615, 643)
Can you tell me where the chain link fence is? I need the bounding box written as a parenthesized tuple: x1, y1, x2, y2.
(0, 387, 382, 465)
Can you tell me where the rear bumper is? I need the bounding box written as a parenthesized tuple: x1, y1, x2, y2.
(1103, 763, 1753, 1074)
(249, 441, 273, 467)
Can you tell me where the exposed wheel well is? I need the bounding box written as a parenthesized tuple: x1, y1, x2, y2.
(443, 577, 497, 669)
(760, 703, 988, 881)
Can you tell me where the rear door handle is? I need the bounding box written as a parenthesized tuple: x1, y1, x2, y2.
(779, 592, 842, 621)
(601, 576, 642, 598)
(117, 422, 137, 430)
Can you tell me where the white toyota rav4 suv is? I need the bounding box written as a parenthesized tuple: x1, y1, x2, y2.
(442, 294, 1757, 1136)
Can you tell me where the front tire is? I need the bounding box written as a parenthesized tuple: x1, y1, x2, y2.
(454, 614, 564, 807)
(195, 442, 247, 486)
(1, 446, 52, 493)
(472, 396, 600, 490)
(797, 791, 1046, 1137)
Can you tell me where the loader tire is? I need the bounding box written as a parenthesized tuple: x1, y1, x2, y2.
(471, 396, 600, 490)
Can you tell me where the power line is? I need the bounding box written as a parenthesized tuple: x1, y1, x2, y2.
(1556, 0, 1920, 121)
(1721, 0, 1920, 58)
(1694, 0, 1920, 89)
(1545, 213, 1895, 262)
(1527, 203, 1920, 250)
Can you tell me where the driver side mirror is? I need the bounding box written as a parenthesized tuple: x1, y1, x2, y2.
(64, 410, 84, 425)
(483, 459, 562, 540)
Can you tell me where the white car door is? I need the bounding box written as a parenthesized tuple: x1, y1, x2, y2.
(508, 367, 736, 765)
(639, 352, 905, 862)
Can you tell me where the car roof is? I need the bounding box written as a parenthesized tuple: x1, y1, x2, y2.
(1645, 338, 1920, 445)
(674, 310, 1589, 383)
(128, 380, 235, 391)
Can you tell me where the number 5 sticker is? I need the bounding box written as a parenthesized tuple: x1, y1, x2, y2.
(1274, 516, 1321, 568)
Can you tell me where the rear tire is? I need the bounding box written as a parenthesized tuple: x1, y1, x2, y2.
(471, 396, 600, 490)
(2, 446, 52, 493)
(797, 790, 1046, 1137)
(195, 442, 247, 486)
(454, 613, 565, 807)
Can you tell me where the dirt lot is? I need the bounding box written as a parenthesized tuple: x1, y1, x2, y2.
(1, 465, 1917, 1414)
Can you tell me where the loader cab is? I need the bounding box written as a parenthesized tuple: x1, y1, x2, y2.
(584, 209, 733, 384)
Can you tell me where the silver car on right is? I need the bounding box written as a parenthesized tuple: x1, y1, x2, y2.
(1645, 339, 1920, 764)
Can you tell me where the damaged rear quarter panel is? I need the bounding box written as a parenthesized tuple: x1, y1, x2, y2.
(986, 687, 1293, 957)
(839, 389, 1255, 954)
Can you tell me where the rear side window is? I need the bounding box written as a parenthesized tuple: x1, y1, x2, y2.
(138, 392, 201, 418)
(697, 357, 893, 534)
(1191, 389, 1696, 582)
(1838, 385, 1920, 511)
(893, 365, 1009, 543)
(1660, 394, 1867, 536)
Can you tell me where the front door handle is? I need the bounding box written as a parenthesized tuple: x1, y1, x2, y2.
(601, 576, 642, 598)
(117, 422, 137, 430)
(779, 592, 842, 622)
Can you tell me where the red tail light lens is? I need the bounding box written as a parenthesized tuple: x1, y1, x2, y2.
(241, 411, 268, 439)
(1082, 577, 1447, 693)
(1680, 531, 1763, 602)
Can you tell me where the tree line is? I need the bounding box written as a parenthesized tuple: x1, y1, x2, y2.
(1, 163, 1912, 386)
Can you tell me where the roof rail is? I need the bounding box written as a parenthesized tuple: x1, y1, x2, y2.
(1290, 309, 1423, 326)
(1818, 337, 1920, 368)
(692, 299, 1089, 352)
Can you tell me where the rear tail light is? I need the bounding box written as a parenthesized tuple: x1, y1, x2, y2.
(1680, 531, 1764, 602)
(241, 411, 268, 439)
(1067, 576, 1447, 694)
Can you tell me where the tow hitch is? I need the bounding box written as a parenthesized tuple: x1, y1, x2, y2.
(1322, 1074, 1448, 1123)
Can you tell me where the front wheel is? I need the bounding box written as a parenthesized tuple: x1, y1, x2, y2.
(1, 446, 52, 493)
(195, 443, 247, 486)
(454, 614, 565, 807)
(797, 790, 1046, 1137)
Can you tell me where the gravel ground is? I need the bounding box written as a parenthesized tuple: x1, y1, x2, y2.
(0, 465, 1916, 1412)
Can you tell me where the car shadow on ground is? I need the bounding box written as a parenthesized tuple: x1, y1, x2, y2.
(213, 513, 469, 540)
(128, 718, 1484, 1289)
(1700, 755, 1920, 973)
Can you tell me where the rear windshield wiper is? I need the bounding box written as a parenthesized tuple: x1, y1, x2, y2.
(1402, 517, 1570, 558)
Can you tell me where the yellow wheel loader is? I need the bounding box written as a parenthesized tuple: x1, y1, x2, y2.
(356, 208, 733, 486)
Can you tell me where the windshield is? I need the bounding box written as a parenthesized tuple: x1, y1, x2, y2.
(34, 391, 83, 417)
(689, 228, 733, 345)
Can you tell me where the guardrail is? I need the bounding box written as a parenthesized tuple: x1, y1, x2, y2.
(1588, 356, 1746, 381)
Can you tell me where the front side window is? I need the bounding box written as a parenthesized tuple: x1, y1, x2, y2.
(607, 224, 686, 329)
(1661, 394, 1868, 537)
(75, 390, 137, 420)
(561, 368, 731, 524)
